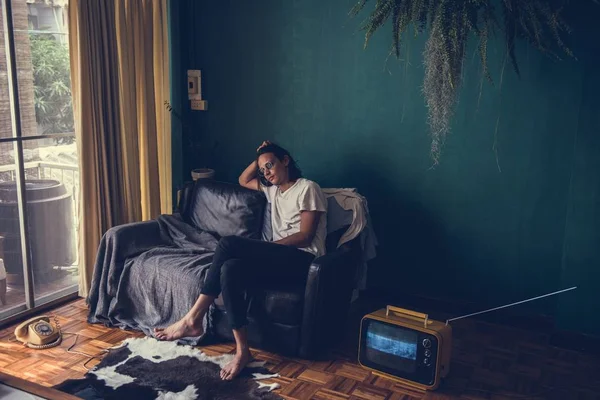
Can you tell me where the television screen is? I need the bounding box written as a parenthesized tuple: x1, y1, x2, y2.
(364, 320, 418, 373)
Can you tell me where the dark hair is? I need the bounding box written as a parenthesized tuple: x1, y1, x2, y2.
(257, 143, 302, 181)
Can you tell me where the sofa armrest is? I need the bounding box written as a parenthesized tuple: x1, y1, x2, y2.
(299, 243, 357, 358)
(88, 220, 167, 303)
(103, 220, 166, 260)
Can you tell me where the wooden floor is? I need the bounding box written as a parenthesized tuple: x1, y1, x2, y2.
(0, 298, 599, 400)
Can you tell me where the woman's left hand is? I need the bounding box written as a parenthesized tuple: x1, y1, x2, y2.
(257, 140, 271, 153)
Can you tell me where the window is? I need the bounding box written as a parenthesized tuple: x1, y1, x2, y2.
(0, 0, 79, 322)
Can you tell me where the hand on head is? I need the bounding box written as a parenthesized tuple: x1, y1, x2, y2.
(257, 141, 271, 153)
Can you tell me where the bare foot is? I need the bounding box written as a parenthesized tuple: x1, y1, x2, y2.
(220, 349, 252, 380)
(153, 317, 203, 341)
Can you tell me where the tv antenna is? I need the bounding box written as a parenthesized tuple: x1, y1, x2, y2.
(445, 286, 577, 325)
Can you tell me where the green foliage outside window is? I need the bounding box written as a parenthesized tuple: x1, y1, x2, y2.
(30, 33, 74, 143)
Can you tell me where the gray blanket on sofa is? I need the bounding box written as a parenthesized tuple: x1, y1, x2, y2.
(86, 214, 218, 345)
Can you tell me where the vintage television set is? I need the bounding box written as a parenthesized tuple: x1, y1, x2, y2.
(358, 287, 577, 391)
(358, 306, 452, 390)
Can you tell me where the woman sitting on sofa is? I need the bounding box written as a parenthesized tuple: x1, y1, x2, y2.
(154, 141, 327, 380)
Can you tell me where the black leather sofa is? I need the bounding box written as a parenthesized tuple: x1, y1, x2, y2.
(177, 179, 361, 359)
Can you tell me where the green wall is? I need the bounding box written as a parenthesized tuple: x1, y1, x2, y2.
(171, 0, 600, 336)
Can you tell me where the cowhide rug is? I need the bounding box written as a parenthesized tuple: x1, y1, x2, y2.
(54, 337, 282, 400)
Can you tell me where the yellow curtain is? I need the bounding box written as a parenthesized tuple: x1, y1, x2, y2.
(153, 0, 172, 215)
(69, 0, 171, 297)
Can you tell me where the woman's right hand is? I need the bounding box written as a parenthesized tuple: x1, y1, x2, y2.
(257, 140, 271, 153)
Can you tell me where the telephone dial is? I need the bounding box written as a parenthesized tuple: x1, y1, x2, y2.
(14, 315, 62, 349)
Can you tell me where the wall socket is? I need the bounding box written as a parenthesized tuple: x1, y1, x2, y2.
(191, 99, 207, 111)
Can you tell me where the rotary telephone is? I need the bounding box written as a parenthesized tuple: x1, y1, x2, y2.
(14, 315, 62, 349)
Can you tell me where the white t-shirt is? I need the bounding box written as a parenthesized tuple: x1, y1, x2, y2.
(261, 178, 328, 257)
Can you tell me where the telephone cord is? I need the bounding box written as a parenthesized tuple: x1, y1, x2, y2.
(62, 332, 109, 370)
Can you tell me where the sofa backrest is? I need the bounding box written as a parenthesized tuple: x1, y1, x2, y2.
(178, 180, 361, 255)
(182, 180, 266, 240)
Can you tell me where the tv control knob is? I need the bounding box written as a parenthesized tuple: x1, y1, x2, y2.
(422, 338, 431, 348)
(424, 349, 431, 357)
(424, 358, 431, 366)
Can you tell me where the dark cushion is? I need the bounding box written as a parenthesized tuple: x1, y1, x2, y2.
(209, 309, 302, 356)
(325, 225, 350, 253)
(252, 288, 305, 326)
(214, 286, 305, 326)
(187, 180, 266, 240)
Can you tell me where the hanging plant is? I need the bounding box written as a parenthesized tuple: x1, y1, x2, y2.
(350, 0, 579, 165)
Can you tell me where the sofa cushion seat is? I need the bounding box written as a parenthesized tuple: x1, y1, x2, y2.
(255, 287, 305, 325)
(214, 286, 305, 326)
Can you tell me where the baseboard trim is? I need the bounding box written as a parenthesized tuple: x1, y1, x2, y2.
(549, 329, 600, 357)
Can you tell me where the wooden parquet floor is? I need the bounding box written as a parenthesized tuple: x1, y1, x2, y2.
(1, 298, 599, 400)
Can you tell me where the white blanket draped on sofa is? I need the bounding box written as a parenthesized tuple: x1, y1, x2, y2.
(323, 188, 378, 291)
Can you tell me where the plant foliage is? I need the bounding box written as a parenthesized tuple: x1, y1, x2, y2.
(350, 0, 577, 165)
(30, 33, 74, 141)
